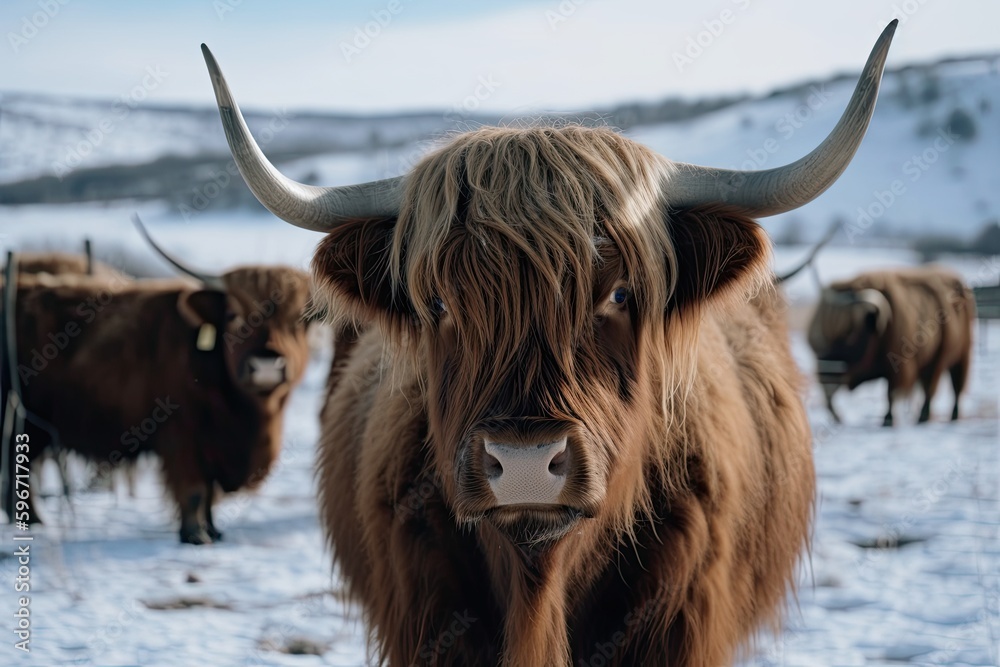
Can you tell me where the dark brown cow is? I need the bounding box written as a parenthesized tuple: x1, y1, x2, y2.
(808, 266, 974, 426)
(204, 22, 896, 666)
(129, 218, 316, 518)
(5, 259, 312, 543)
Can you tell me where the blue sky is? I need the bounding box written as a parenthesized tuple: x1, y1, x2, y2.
(3, 0, 999, 114)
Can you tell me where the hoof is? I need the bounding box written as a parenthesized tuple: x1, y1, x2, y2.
(180, 527, 213, 545)
(882, 415, 894, 428)
(206, 525, 223, 542)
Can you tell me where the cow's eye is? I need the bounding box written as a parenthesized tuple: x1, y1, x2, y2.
(610, 288, 628, 305)
(432, 297, 447, 315)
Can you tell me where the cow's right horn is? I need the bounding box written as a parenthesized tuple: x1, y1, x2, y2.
(668, 20, 897, 217)
(131, 214, 227, 291)
(200, 45, 403, 233)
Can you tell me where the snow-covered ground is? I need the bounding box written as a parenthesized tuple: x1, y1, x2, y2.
(0, 226, 997, 665)
(749, 330, 999, 667)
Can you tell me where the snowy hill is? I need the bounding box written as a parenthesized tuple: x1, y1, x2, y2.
(2, 55, 999, 244)
(632, 58, 1000, 243)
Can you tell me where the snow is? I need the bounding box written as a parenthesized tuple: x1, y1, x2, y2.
(0, 221, 997, 665)
(746, 330, 999, 666)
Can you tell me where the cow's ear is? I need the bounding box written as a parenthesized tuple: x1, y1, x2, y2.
(666, 205, 770, 314)
(177, 289, 228, 351)
(310, 218, 413, 323)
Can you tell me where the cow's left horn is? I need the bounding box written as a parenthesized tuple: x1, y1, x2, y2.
(668, 20, 897, 217)
(132, 214, 227, 291)
(201, 44, 403, 232)
(856, 288, 891, 334)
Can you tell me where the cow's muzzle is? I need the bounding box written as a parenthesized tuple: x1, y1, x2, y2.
(242, 352, 287, 392)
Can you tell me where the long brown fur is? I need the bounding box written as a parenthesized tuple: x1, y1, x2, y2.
(313, 126, 814, 666)
(808, 266, 974, 425)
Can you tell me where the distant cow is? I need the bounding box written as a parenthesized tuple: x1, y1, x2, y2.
(6, 256, 312, 543)
(808, 266, 974, 426)
(12, 250, 115, 279)
(130, 218, 315, 522)
(203, 22, 894, 667)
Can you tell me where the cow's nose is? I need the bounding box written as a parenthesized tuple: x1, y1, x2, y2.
(245, 354, 287, 390)
(482, 437, 569, 506)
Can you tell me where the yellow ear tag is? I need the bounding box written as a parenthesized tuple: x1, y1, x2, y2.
(196, 323, 217, 351)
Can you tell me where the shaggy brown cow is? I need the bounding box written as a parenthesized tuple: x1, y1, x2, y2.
(808, 266, 974, 426)
(6, 258, 312, 543)
(130, 217, 315, 509)
(203, 21, 895, 666)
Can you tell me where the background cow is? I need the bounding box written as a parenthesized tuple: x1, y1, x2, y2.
(7, 273, 250, 541)
(4, 250, 313, 543)
(808, 265, 974, 426)
(131, 217, 316, 501)
(201, 21, 895, 667)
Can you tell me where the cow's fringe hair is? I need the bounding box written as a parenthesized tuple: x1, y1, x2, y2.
(387, 125, 689, 536)
(391, 125, 671, 353)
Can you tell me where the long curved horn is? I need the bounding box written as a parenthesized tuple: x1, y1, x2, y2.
(776, 221, 839, 284)
(668, 20, 897, 217)
(131, 214, 227, 291)
(200, 45, 403, 232)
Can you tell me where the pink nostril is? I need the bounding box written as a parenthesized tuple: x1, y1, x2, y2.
(483, 451, 503, 479)
(481, 438, 570, 506)
(548, 448, 568, 476)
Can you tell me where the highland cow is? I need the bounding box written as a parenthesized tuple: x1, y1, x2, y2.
(4, 250, 312, 543)
(202, 21, 896, 666)
(808, 266, 974, 426)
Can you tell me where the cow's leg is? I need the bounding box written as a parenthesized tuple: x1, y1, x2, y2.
(948, 352, 970, 422)
(167, 471, 213, 545)
(822, 383, 842, 423)
(178, 489, 212, 545)
(126, 463, 138, 498)
(161, 440, 213, 544)
(882, 385, 895, 427)
(204, 480, 222, 542)
(918, 368, 944, 424)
